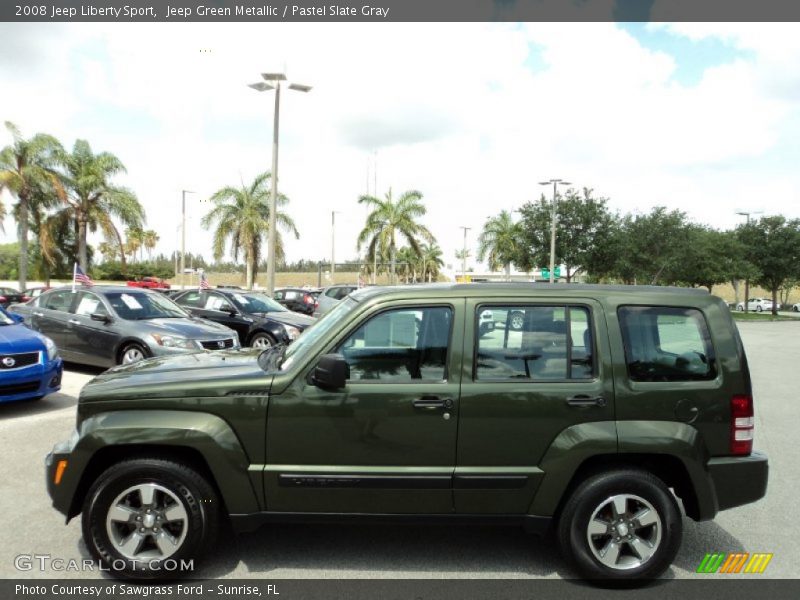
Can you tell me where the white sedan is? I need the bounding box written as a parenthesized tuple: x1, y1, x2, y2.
(735, 297, 781, 312)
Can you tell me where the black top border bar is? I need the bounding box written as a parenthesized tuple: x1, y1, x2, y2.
(4, 0, 800, 23)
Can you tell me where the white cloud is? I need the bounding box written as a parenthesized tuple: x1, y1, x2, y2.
(1, 22, 799, 274)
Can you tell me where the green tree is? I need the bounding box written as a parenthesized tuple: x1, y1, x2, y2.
(477, 210, 523, 280)
(419, 243, 444, 282)
(672, 227, 748, 292)
(125, 227, 144, 263)
(201, 172, 299, 290)
(737, 216, 800, 315)
(58, 139, 144, 272)
(395, 246, 418, 283)
(516, 188, 616, 282)
(357, 188, 435, 285)
(0, 121, 64, 289)
(609, 207, 691, 285)
(143, 230, 159, 260)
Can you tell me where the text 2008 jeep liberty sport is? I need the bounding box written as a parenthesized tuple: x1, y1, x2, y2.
(46, 284, 768, 581)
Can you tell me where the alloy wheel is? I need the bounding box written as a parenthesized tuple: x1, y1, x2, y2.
(585, 493, 662, 571)
(105, 483, 188, 561)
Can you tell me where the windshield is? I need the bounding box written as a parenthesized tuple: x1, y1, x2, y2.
(228, 292, 288, 315)
(280, 297, 357, 370)
(104, 291, 189, 320)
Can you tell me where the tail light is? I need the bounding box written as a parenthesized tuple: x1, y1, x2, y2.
(22, 295, 31, 302)
(0, 296, 6, 303)
(314, 299, 319, 310)
(303, 294, 313, 305)
(731, 395, 754, 455)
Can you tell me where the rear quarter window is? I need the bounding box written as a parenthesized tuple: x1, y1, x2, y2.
(618, 306, 716, 382)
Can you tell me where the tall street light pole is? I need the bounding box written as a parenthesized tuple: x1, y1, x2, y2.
(735, 210, 763, 313)
(459, 226, 471, 281)
(331, 210, 341, 280)
(180, 190, 194, 290)
(539, 179, 571, 283)
(249, 73, 311, 295)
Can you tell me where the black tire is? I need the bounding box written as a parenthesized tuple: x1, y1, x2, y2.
(248, 331, 277, 349)
(81, 458, 220, 580)
(118, 342, 148, 365)
(756, 306, 763, 313)
(557, 469, 682, 581)
(794, 306, 799, 313)
(508, 311, 525, 331)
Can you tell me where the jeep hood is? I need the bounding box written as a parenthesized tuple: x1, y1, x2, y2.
(79, 349, 273, 402)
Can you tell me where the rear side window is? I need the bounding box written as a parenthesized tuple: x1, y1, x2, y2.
(475, 305, 594, 381)
(618, 306, 716, 382)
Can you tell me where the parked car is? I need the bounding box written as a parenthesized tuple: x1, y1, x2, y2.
(172, 288, 314, 348)
(0, 307, 63, 403)
(735, 297, 780, 312)
(312, 284, 358, 317)
(46, 283, 767, 582)
(22, 286, 55, 302)
(0, 286, 25, 308)
(791, 302, 800, 312)
(126, 276, 170, 290)
(274, 287, 320, 315)
(8, 286, 238, 367)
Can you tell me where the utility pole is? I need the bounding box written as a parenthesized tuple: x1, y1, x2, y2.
(459, 226, 471, 281)
(331, 211, 339, 280)
(180, 190, 194, 290)
(735, 210, 763, 313)
(539, 179, 571, 283)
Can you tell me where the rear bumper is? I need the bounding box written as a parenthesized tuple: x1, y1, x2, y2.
(707, 451, 769, 513)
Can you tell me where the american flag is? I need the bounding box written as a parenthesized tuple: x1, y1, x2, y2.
(199, 271, 210, 290)
(74, 263, 94, 287)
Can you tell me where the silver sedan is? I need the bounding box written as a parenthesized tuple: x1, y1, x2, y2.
(9, 286, 239, 367)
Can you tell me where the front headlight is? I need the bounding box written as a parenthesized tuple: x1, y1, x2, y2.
(150, 334, 199, 350)
(283, 324, 301, 341)
(44, 336, 58, 361)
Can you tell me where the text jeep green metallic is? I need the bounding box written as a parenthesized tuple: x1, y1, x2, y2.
(45, 283, 768, 581)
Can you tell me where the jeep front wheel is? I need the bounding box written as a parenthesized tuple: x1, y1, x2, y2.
(557, 469, 682, 580)
(81, 458, 220, 579)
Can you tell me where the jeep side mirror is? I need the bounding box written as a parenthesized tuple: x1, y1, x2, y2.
(312, 354, 349, 390)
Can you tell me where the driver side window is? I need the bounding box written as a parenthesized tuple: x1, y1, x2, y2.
(336, 306, 452, 382)
(205, 293, 234, 312)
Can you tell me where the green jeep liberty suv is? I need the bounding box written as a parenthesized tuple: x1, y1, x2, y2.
(45, 284, 768, 581)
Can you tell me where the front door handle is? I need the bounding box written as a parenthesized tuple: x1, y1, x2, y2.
(68, 319, 80, 325)
(413, 396, 453, 410)
(566, 395, 607, 408)
(33, 311, 44, 317)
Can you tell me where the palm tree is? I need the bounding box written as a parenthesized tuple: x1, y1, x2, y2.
(357, 188, 435, 284)
(201, 172, 299, 289)
(419, 243, 444, 282)
(143, 229, 159, 260)
(125, 227, 143, 263)
(58, 139, 144, 271)
(395, 246, 418, 283)
(478, 210, 523, 281)
(0, 121, 63, 289)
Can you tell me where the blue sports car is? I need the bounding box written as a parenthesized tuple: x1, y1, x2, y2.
(0, 307, 63, 403)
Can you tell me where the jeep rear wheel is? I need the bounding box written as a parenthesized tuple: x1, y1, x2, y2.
(557, 469, 682, 580)
(82, 458, 219, 579)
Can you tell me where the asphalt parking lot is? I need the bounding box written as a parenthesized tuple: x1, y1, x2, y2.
(0, 321, 796, 580)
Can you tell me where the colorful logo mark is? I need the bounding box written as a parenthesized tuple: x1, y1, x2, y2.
(697, 552, 773, 574)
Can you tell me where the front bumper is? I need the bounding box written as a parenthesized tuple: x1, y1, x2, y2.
(707, 451, 769, 513)
(0, 356, 62, 404)
(45, 431, 82, 519)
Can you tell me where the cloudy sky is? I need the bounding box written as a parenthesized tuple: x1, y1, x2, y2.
(1, 22, 799, 273)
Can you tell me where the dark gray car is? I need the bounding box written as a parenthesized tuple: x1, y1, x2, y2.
(8, 286, 239, 367)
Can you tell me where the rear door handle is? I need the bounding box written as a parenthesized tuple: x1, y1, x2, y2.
(413, 396, 453, 410)
(566, 395, 607, 408)
(68, 319, 80, 325)
(33, 311, 44, 317)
